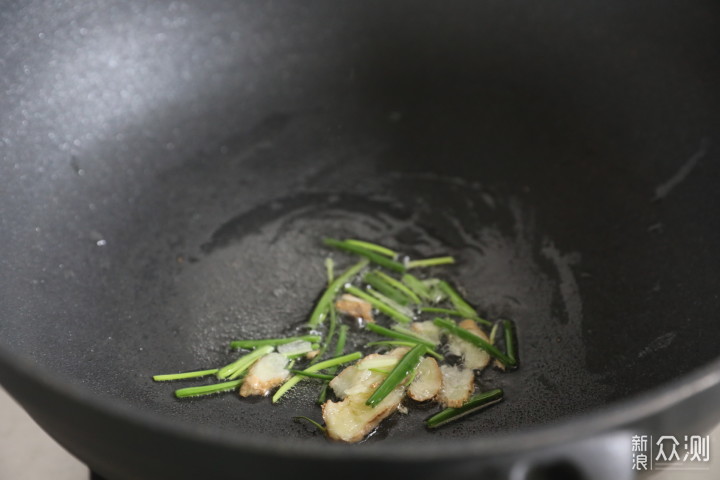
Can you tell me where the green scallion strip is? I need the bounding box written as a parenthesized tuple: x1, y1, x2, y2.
(366, 340, 418, 349)
(216, 345, 274, 380)
(437, 280, 477, 318)
(230, 335, 322, 350)
(364, 272, 411, 305)
(325, 257, 335, 285)
(426, 389, 504, 428)
(174, 379, 244, 398)
(289, 370, 335, 381)
(368, 368, 391, 375)
(272, 351, 362, 403)
(489, 321, 501, 344)
(365, 339, 442, 361)
(433, 318, 516, 366)
(317, 324, 349, 404)
(323, 238, 406, 273)
(365, 323, 436, 348)
(153, 369, 219, 381)
(293, 416, 327, 433)
(310, 305, 337, 365)
(373, 271, 422, 304)
(401, 273, 433, 301)
(344, 285, 413, 324)
(308, 259, 369, 327)
(366, 288, 415, 319)
(419, 307, 492, 327)
(503, 319, 518, 365)
(406, 256, 456, 269)
(366, 344, 426, 407)
(344, 239, 397, 258)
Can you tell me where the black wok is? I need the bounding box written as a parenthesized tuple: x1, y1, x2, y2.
(2, 1, 720, 479)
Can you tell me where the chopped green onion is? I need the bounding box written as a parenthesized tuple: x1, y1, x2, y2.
(317, 324, 349, 404)
(344, 285, 413, 323)
(406, 256, 456, 269)
(334, 324, 349, 357)
(489, 321, 501, 344)
(289, 370, 335, 381)
(153, 369, 219, 381)
(230, 335, 321, 350)
(366, 288, 415, 318)
(437, 280, 477, 318)
(401, 273, 434, 301)
(284, 351, 313, 360)
(365, 340, 418, 349)
(174, 379, 244, 398)
(358, 356, 399, 370)
(217, 345, 274, 380)
(420, 307, 492, 327)
(372, 271, 422, 304)
(364, 272, 411, 305)
(323, 238, 406, 273)
(293, 416, 327, 433)
(433, 318, 516, 366)
(325, 257, 335, 285)
(365, 323, 435, 349)
(308, 259, 368, 327)
(426, 389, 504, 428)
(273, 351, 362, 403)
(368, 368, 391, 375)
(503, 319, 518, 365)
(344, 239, 398, 258)
(366, 344, 426, 407)
(310, 305, 337, 365)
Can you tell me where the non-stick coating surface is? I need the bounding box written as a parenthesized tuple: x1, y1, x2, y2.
(2, 0, 720, 451)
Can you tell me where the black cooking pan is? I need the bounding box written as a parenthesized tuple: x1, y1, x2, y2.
(2, 1, 720, 479)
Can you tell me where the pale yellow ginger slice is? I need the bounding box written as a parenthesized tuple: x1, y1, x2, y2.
(335, 294, 374, 323)
(330, 348, 408, 399)
(239, 353, 290, 397)
(447, 319, 491, 370)
(407, 356, 442, 402)
(409, 321, 443, 345)
(322, 386, 405, 443)
(436, 365, 475, 408)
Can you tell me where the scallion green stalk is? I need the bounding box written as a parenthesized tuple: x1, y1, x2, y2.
(153, 369, 219, 381)
(366, 344, 426, 407)
(325, 257, 335, 285)
(316, 324, 349, 404)
(307, 259, 369, 327)
(401, 273, 434, 301)
(503, 319, 518, 365)
(419, 307, 492, 327)
(323, 238, 406, 272)
(344, 285, 412, 323)
(364, 272, 411, 305)
(372, 271, 422, 304)
(426, 389, 503, 428)
(289, 370, 335, 381)
(293, 416, 327, 433)
(433, 318, 515, 366)
(344, 239, 398, 258)
(437, 280, 477, 318)
(406, 256, 455, 269)
(365, 323, 436, 348)
(174, 379, 244, 398)
(230, 335, 322, 350)
(272, 351, 362, 403)
(216, 345, 274, 380)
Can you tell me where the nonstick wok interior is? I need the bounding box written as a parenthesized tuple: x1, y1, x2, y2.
(1, 0, 720, 454)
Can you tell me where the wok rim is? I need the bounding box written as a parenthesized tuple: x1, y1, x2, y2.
(1, 342, 719, 461)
